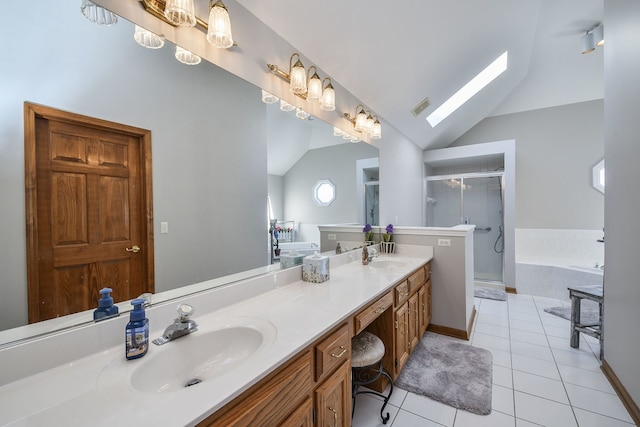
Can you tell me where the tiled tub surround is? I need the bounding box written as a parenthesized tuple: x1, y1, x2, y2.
(516, 229, 605, 300)
(0, 245, 433, 426)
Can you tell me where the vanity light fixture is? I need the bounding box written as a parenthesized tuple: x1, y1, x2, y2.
(164, 0, 196, 27)
(306, 66, 323, 101)
(81, 0, 118, 25)
(295, 108, 310, 120)
(370, 117, 382, 139)
(206, 1, 234, 49)
(261, 90, 279, 104)
(289, 53, 307, 94)
(320, 78, 336, 111)
(280, 99, 296, 112)
(344, 105, 383, 139)
(134, 25, 165, 49)
(175, 46, 201, 65)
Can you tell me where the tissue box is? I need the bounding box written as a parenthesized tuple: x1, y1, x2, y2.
(280, 252, 305, 269)
(302, 254, 330, 283)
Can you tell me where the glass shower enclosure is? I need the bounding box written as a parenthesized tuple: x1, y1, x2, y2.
(426, 173, 504, 283)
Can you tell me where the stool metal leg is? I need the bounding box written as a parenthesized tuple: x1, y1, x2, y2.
(351, 361, 393, 424)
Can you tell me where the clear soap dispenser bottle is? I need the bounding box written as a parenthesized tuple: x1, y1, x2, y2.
(93, 287, 119, 321)
(125, 299, 149, 360)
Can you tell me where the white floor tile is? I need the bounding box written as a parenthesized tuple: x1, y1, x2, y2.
(473, 332, 511, 352)
(512, 370, 569, 404)
(508, 303, 539, 314)
(476, 345, 512, 368)
(512, 353, 561, 380)
(493, 364, 514, 389)
(352, 393, 400, 427)
(509, 319, 545, 334)
(573, 407, 637, 427)
(551, 347, 601, 372)
(515, 418, 544, 427)
(477, 313, 510, 326)
(454, 408, 516, 427)
(539, 314, 570, 328)
(390, 409, 444, 427)
(509, 311, 541, 324)
(400, 392, 457, 426)
(546, 335, 588, 352)
(564, 383, 635, 423)
(556, 364, 615, 394)
(510, 340, 554, 362)
(510, 329, 550, 347)
(474, 322, 510, 339)
(514, 391, 578, 427)
(492, 384, 515, 416)
(543, 324, 572, 339)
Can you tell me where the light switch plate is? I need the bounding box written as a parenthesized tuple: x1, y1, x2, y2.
(160, 222, 169, 234)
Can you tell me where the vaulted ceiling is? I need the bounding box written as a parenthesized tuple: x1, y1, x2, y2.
(237, 0, 604, 150)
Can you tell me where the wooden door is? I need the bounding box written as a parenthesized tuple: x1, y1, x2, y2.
(25, 103, 154, 323)
(315, 362, 351, 427)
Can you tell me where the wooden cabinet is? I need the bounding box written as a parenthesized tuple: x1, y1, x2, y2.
(281, 398, 314, 427)
(394, 300, 410, 376)
(315, 361, 351, 427)
(408, 292, 420, 352)
(354, 291, 393, 335)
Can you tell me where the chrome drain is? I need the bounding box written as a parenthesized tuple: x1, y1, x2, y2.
(185, 378, 202, 387)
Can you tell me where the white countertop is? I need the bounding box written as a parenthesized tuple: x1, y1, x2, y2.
(0, 248, 432, 426)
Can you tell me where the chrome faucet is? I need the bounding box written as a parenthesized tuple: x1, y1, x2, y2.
(152, 304, 198, 346)
(367, 247, 379, 262)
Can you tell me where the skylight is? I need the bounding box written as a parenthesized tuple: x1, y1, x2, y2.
(427, 51, 509, 128)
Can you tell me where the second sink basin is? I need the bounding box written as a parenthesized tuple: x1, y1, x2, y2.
(368, 259, 408, 269)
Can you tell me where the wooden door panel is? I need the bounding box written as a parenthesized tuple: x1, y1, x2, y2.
(26, 103, 154, 323)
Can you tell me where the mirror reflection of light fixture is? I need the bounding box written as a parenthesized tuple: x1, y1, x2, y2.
(175, 46, 201, 65)
(261, 90, 279, 104)
(306, 66, 322, 101)
(134, 25, 165, 49)
(164, 0, 196, 27)
(206, 1, 234, 49)
(320, 78, 336, 111)
(289, 53, 307, 94)
(280, 99, 295, 112)
(295, 108, 310, 120)
(80, 0, 118, 26)
(344, 104, 383, 139)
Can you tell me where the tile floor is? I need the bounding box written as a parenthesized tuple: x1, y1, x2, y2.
(352, 293, 637, 427)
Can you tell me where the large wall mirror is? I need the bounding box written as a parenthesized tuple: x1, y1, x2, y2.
(0, 0, 378, 346)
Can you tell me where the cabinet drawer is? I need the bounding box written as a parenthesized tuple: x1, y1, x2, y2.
(354, 291, 393, 335)
(395, 280, 410, 306)
(407, 267, 426, 294)
(315, 324, 350, 382)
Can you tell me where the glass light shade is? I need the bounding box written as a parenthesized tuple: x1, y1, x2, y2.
(280, 99, 295, 112)
(81, 0, 118, 26)
(333, 127, 344, 137)
(289, 60, 307, 94)
(342, 133, 351, 140)
(370, 120, 382, 139)
(350, 135, 361, 143)
(261, 90, 279, 104)
(365, 114, 375, 134)
(354, 110, 368, 132)
(175, 46, 201, 65)
(319, 85, 336, 111)
(164, 0, 196, 27)
(206, 1, 234, 49)
(134, 25, 165, 49)
(295, 108, 310, 120)
(307, 73, 322, 101)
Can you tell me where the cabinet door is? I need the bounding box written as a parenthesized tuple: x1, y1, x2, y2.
(394, 303, 410, 376)
(408, 293, 420, 352)
(426, 279, 432, 325)
(315, 361, 351, 427)
(417, 286, 427, 337)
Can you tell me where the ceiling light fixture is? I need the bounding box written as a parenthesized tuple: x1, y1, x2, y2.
(133, 25, 165, 49)
(427, 50, 508, 128)
(592, 24, 605, 47)
(80, 0, 118, 25)
(206, 1, 234, 49)
(175, 46, 201, 65)
(164, 0, 196, 27)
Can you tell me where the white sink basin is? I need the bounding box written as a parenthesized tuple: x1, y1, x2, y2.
(98, 318, 276, 394)
(368, 259, 408, 269)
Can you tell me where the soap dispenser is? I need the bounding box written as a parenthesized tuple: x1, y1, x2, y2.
(125, 298, 149, 360)
(93, 287, 119, 321)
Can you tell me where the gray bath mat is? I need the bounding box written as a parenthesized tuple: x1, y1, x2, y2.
(395, 332, 493, 415)
(544, 304, 600, 325)
(474, 285, 507, 301)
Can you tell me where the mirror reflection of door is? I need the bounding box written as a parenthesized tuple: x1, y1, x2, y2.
(363, 167, 379, 226)
(24, 103, 155, 323)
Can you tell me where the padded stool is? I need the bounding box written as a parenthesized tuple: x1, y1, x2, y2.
(351, 331, 394, 424)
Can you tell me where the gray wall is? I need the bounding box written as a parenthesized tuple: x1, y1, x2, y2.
(283, 143, 379, 224)
(604, 0, 640, 414)
(0, 1, 267, 330)
(451, 100, 604, 229)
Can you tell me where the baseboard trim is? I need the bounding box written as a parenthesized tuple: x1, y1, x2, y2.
(427, 306, 476, 341)
(601, 358, 640, 425)
(505, 287, 517, 294)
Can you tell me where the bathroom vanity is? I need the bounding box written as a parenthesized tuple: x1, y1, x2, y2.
(0, 245, 434, 426)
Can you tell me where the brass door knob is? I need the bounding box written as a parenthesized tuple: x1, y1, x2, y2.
(126, 245, 141, 253)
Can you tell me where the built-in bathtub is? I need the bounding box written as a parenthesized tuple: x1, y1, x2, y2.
(277, 241, 320, 257)
(516, 258, 604, 301)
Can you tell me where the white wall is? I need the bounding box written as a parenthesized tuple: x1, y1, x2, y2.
(451, 100, 604, 229)
(603, 0, 640, 414)
(0, 1, 267, 330)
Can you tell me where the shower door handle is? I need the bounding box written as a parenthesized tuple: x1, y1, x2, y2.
(475, 227, 492, 232)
